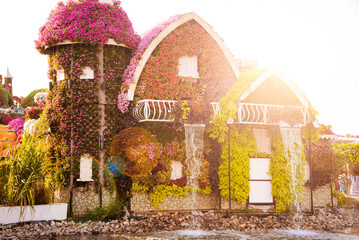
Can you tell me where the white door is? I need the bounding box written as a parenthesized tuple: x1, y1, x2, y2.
(249, 158, 273, 203)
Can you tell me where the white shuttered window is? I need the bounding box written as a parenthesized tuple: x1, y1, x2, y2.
(178, 56, 199, 78)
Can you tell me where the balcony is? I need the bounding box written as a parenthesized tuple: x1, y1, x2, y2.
(133, 100, 310, 127)
(210, 102, 310, 127)
(133, 99, 177, 122)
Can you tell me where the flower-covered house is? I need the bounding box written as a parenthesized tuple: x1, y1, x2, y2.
(37, 0, 332, 216)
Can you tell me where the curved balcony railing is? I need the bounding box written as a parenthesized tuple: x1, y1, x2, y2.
(210, 102, 310, 126)
(133, 99, 177, 122)
(134, 100, 310, 126)
(238, 103, 310, 126)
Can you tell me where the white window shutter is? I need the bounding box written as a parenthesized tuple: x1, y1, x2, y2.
(253, 128, 271, 154)
(77, 155, 93, 182)
(57, 69, 65, 81)
(178, 56, 199, 78)
(80, 67, 94, 79)
(170, 160, 183, 180)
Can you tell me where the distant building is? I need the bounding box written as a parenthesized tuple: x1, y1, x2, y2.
(3, 67, 13, 96)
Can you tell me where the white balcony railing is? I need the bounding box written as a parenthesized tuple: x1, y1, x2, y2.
(133, 99, 177, 122)
(134, 100, 310, 126)
(210, 102, 310, 126)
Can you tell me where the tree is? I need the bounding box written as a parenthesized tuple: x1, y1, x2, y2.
(334, 143, 359, 175)
(0, 86, 13, 107)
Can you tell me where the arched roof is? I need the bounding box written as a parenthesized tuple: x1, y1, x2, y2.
(126, 12, 240, 100)
(238, 68, 309, 108)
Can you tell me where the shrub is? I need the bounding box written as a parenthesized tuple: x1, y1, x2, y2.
(110, 127, 160, 178)
(333, 189, 347, 206)
(0, 86, 13, 107)
(110, 127, 153, 157)
(0, 134, 58, 207)
(1, 115, 14, 125)
(25, 103, 45, 120)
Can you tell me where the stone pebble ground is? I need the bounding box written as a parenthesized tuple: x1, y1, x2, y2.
(0, 206, 359, 239)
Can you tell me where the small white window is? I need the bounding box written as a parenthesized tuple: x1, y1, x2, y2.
(178, 55, 199, 78)
(80, 67, 94, 79)
(253, 128, 271, 154)
(57, 69, 65, 81)
(170, 160, 183, 180)
(77, 154, 93, 182)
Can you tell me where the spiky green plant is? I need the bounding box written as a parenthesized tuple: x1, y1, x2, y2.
(0, 134, 59, 212)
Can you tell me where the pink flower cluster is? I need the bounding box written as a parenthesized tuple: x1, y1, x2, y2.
(117, 92, 129, 113)
(35, 0, 140, 53)
(117, 14, 181, 113)
(7, 118, 24, 142)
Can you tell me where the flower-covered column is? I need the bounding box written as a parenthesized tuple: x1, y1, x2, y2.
(35, 0, 139, 209)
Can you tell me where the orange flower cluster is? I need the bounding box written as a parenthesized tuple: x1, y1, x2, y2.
(0, 125, 16, 156)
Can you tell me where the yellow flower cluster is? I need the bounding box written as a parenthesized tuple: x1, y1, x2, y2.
(181, 100, 191, 120)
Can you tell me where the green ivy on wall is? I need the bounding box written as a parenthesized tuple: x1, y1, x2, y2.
(218, 126, 256, 203)
(208, 70, 263, 203)
(208, 68, 308, 211)
(269, 132, 292, 213)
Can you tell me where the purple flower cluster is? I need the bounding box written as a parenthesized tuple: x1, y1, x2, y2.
(118, 14, 181, 113)
(35, 0, 140, 53)
(7, 118, 24, 137)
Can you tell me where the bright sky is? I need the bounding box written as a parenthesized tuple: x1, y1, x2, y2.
(0, 0, 358, 135)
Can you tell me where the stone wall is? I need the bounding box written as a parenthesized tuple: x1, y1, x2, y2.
(130, 185, 335, 213)
(54, 183, 115, 217)
(220, 196, 247, 210)
(302, 184, 336, 209)
(55, 183, 336, 215)
(130, 192, 220, 212)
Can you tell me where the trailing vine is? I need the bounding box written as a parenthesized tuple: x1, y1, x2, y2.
(208, 70, 263, 203)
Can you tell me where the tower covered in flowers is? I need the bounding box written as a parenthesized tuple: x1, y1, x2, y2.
(36, 0, 139, 203)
